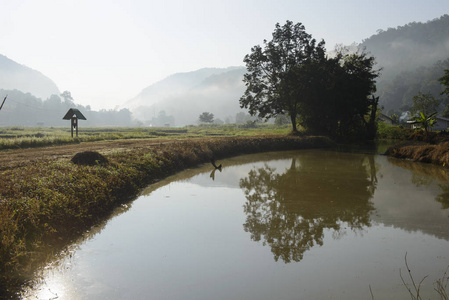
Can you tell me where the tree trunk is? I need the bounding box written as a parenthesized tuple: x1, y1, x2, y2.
(290, 113, 298, 133)
(366, 96, 379, 139)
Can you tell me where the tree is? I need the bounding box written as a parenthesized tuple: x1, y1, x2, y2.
(410, 92, 439, 132)
(440, 69, 449, 97)
(296, 49, 379, 139)
(60, 91, 74, 105)
(411, 92, 439, 116)
(198, 112, 214, 123)
(240, 20, 326, 133)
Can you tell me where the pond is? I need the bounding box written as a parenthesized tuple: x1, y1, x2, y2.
(22, 148, 449, 299)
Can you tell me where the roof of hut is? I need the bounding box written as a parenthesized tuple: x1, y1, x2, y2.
(63, 108, 87, 120)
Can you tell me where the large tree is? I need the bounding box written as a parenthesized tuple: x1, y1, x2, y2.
(240, 20, 326, 133)
(240, 21, 379, 139)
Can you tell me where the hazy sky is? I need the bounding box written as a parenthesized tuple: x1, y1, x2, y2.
(1, 0, 448, 110)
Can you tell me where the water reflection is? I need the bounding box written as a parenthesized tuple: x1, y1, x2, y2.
(209, 167, 222, 181)
(239, 152, 377, 263)
(388, 157, 449, 211)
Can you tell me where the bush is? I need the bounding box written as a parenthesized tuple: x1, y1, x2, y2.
(377, 123, 412, 140)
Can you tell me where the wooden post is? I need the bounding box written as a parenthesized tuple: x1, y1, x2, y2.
(71, 117, 78, 137)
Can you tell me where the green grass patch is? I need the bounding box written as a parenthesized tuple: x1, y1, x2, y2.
(376, 123, 413, 140)
(0, 125, 293, 150)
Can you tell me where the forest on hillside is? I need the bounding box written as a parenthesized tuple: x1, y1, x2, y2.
(0, 89, 133, 127)
(361, 14, 449, 115)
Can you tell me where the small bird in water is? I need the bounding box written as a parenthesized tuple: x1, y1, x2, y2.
(210, 158, 222, 170)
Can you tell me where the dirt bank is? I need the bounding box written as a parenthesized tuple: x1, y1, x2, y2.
(384, 141, 449, 166)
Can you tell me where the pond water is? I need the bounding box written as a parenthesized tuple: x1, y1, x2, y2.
(22, 148, 449, 300)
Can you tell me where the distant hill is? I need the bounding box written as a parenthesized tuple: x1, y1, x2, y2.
(125, 67, 247, 126)
(362, 14, 449, 78)
(0, 54, 60, 100)
(360, 14, 449, 112)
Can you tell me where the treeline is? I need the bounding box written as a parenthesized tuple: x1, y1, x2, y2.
(362, 14, 449, 77)
(380, 58, 449, 114)
(360, 14, 449, 115)
(0, 89, 133, 127)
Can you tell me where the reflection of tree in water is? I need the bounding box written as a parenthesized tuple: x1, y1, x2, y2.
(411, 174, 449, 209)
(239, 153, 377, 263)
(389, 158, 449, 211)
(436, 185, 449, 209)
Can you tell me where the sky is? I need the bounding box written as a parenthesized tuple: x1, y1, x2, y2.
(1, 0, 449, 110)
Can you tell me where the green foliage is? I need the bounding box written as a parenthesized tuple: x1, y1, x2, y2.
(240, 21, 379, 140)
(240, 20, 326, 133)
(411, 92, 440, 116)
(198, 112, 214, 123)
(389, 114, 399, 124)
(410, 112, 437, 133)
(377, 123, 412, 140)
(297, 50, 379, 140)
(440, 69, 449, 97)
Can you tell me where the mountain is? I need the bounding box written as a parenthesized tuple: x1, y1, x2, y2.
(0, 54, 60, 100)
(359, 15, 449, 113)
(125, 67, 247, 126)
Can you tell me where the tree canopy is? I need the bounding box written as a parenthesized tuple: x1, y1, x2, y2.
(440, 69, 449, 97)
(240, 20, 379, 139)
(411, 92, 439, 116)
(240, 20, 326, 133)
(198, 112, 214, 123)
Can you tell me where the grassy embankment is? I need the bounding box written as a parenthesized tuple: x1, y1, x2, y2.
(0, 125, 333, 297)
(380, 124, 449, 167)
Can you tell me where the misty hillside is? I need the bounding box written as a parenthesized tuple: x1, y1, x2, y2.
(361, 14, 449, 78)
(360, 14, 449, 112)
(0, 54, 60, 99)
(126, 67, 247, 126)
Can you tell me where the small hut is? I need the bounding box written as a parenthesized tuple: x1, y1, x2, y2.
(63, 108, 86, 137)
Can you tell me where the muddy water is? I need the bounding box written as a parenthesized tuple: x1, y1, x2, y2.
(22, 149, 449, 300)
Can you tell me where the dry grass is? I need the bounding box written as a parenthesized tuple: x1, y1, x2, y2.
(385, 141, 449, 167)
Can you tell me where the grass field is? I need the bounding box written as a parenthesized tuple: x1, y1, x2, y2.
(0, 124, 292, 150)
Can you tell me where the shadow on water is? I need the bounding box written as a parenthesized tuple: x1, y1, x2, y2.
(239, 151, 378, 263)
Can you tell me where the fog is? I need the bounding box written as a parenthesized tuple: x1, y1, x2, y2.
(126, 67, 247, 126)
